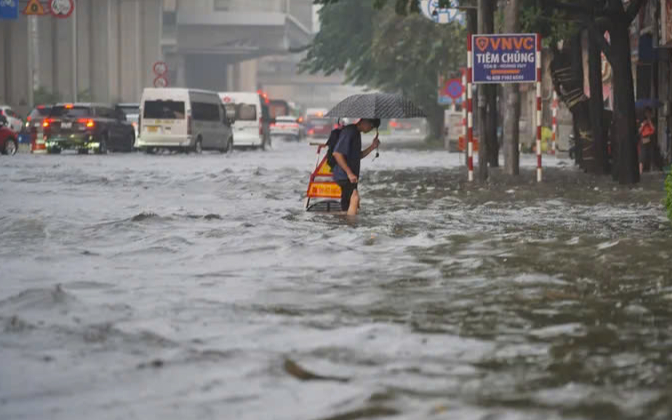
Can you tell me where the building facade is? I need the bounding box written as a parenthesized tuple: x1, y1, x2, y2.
(0, 0, 163, 113)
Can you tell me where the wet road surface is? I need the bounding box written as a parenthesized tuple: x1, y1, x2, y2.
(1, 138, 671, 420)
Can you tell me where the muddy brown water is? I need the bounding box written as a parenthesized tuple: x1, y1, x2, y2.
(1, 140, 670, 420)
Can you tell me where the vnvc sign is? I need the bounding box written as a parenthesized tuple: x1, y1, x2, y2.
(472, 34, 539, 84)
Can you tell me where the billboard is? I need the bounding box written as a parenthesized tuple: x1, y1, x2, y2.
(471, 34, 539, 84)
(662, 0, 672, 47)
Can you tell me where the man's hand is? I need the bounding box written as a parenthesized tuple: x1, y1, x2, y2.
(348, 172, 358, 184)
(372, 135, 381, 149)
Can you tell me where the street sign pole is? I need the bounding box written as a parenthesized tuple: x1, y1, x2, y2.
(72, 2, 78, 102)
(536, 35, 542, 182)
(470, 33, 542, 182)
(467, 34, 474, 182)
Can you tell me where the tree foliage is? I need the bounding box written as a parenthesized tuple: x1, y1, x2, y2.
(302, 0, 466, 140)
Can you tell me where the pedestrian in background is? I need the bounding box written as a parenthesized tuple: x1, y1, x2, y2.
(639, 107, 655, 174)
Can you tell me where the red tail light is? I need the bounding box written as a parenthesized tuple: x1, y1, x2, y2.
(43, 118, 54, 128)
(27, 116, 32, 122)
(187, 116, 192, 135)
(333, 124, 339, 129)
(308, 129, 315, 135)
(77, 118, 95, 128)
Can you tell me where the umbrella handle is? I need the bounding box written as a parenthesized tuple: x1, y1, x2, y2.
(374, 128, 380, 159)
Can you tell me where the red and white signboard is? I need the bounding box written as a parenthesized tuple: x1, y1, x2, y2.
(153, 61, 168, 77)
(50, 0, 74, 18)
(153, 61, 169, 88)
(153, 76, 168, 88)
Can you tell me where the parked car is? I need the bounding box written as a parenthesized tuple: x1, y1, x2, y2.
(116, 103, 140, 141)
(219, 91, 267, 150)
(43, 103, 136, 154)
(0, 105, 24, 133)
(305, 116, 336, 138)
(0, 118, 18, 155)
(270, 116, 302, 141)
(138, 88, 233, 153)
(268, 99, 290, 119)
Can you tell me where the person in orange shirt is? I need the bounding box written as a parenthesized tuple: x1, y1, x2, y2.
(639, 107, 655, 175)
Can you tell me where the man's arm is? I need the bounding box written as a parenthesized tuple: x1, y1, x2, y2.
(334, 152, 358, 183)
(360, 135, 381, 159)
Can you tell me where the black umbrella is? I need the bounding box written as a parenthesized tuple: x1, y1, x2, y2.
(326, 93, 426, 119)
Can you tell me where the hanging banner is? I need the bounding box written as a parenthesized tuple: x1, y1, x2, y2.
(472, 34, 539, 84)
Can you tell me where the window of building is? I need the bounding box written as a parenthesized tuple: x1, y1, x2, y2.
(214, 0, 231, 11)
(163, 11, 176, 26)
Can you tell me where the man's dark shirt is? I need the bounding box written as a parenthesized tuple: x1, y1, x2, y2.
(332, 125, 361, 181)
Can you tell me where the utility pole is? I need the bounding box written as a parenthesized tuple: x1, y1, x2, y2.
(72, 2, 78, 102)
(503, 0, 521, 175)
(477, 0, 495, 180)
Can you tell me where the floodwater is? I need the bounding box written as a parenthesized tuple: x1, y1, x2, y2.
(1, 138, 671, 420)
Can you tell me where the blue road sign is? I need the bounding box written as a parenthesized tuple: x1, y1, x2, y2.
(472, 34, 538, 84)
(0, 0, 19, 20)
(446, 79, 463, 99)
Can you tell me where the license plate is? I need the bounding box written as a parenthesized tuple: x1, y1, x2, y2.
(148, 126, 158, 133)
(62, 122, 72, 129)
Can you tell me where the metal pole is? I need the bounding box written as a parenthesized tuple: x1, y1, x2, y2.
(72, 1, 77, 102)
(467, 34, 474, 182)
(552, 91, 557, 156)
(461, 68, 467, 166)
(27, 15, 34, 109)
(536, 34, 542, 182)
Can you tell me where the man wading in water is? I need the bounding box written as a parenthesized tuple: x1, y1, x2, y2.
(332, 118, 381, 216)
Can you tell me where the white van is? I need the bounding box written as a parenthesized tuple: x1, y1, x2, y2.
(219, 92, 267, 149)
(138, 88, 234, 153)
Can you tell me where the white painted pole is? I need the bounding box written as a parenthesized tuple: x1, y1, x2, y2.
(72, 2, 78, 102)
(552, 91, 558, 155)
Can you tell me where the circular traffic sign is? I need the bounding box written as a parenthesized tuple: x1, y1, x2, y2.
(153, 75, 169, 88)
(419, 0, 464, 25)
(445, 79, 464, 99)
(51, 0, 74, 19)
(222, 96, 232, 103)
(153, 61, 168, 76)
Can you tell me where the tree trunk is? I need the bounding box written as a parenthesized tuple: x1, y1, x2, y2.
(571, 32, 587, 169)
(486, 85, 498, 167)
(609, 20, 640, 184)
(427, 103, 445, 141)
(550, 36, 590, 169)
(588, 27, 608, 174)
(502, 0, 521, 175)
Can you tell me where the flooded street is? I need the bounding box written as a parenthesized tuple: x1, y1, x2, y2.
(1, 138, 671, 420)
